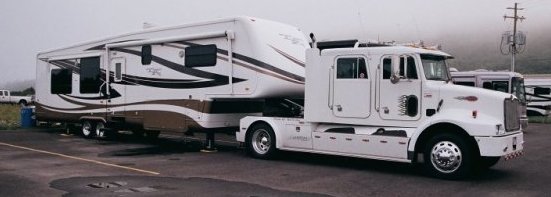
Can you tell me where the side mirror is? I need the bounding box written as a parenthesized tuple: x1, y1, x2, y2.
(390, 56, 401, 84)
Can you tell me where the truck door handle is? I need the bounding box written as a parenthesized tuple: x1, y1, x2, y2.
(336, 105, 342, 112)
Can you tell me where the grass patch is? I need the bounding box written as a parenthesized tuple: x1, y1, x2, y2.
(0, 104, 21, 130)
(528, 116, 551, 124)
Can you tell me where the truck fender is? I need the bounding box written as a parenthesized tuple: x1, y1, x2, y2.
(241, 117, 285, 149)
(408, 119, 465, 151)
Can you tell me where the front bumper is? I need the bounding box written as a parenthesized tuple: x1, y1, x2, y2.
(475, 132, 524, 157)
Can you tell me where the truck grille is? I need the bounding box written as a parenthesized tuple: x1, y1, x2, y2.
(504, 98, 521, 132)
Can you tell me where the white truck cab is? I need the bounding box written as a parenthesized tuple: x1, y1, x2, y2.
(236, 41, 524, 179)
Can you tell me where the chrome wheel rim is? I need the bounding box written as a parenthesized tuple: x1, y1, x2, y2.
(430, 141, 462, 173)
(82, 122, 92, 137)
(252, 129, 271, 154)
(95, 122, 105, 137)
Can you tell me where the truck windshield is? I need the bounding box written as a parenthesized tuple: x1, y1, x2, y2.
(512, 77, 527, 103)
(421, 54, 450, 81)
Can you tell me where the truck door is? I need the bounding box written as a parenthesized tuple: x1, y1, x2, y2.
(107, 57, 126, 117)
(332, 57, 371, 118)
(378, 55, 421, 120)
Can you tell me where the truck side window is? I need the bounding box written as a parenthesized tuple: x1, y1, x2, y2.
(336, 57, 367, 79)
(383, 58, 391, 79)
(80, 57, 102, 94)
(141, 45, 152, 65)
(399, 56, 418, 79)
(185, 44, 217, 67)
(51, 68, 72, 94)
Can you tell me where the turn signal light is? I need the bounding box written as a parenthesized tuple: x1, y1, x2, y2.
(472, 110, 477, 118)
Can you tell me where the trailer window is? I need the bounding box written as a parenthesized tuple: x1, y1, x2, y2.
(455, 81, 475, 87)
(185, 44, 217, 67)
(51, 68, 72, 94)
(336, 57, 367, 79)
(142, 45, 152, 65)
(79, 57, 102, 94)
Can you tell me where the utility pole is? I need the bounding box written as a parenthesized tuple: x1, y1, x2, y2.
(503, 3, 526, 72)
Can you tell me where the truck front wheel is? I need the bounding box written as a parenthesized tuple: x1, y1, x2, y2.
(424, 133, 475, 179)
(247, 123, 277, 159)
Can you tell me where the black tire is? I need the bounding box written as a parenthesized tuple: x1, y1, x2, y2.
(144, 130, 160, 140)
(246, 123, 277, 159)
(423, 133, 476, 179)
(478, 157, 500, 169)
(81, 121, 96, 138)
(18, 100, 27, 106)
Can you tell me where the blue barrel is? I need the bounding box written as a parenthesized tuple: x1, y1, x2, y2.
(20, 107, 35, 128)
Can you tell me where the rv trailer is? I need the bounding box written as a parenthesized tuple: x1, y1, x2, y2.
(237, 39, 524, 179)
(450, 70, 528, 128)
(524, 76, 551, 116)
(35, 17, 309, 138)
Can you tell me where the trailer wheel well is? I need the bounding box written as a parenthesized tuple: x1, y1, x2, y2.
(414, 123, 479, 162)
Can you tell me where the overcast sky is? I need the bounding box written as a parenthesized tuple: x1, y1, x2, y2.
(1, 0, 550, 86)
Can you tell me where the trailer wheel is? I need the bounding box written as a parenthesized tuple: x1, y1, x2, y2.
(95, 122, 106, 138)
(247, 123, 277, 159)
(424, 133, 475, 179)
(81, 121, 96, 138)
(18, 100, 27, 106)
(144, 131, 160, 140)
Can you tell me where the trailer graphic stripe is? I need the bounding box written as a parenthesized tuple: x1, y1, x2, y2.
(268, 44, 305, 67)
(177, 41, 305, 83)
(112, 48, 247, 88)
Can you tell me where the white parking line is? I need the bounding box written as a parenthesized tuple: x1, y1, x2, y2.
(0, 142, 160, 175)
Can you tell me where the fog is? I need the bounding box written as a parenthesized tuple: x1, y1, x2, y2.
(1, 0, 550, 89)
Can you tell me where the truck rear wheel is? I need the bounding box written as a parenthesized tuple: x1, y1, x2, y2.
(81, 121, 96, 138)
(424, 133, 475, 179)
(247, 123, 277, 159)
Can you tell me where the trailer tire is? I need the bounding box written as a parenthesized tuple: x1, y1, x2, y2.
(95, 122, 106, 138)
(144, 131, 160, 140)
(247, 123, 277, 159)
(424, 133, 475, 179)
(81, 121, 96, 138)
(18, 100, 27, 106)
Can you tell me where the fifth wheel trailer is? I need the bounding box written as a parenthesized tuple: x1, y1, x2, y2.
(35, 17, 309, 138)
(237, 40, 524, 179)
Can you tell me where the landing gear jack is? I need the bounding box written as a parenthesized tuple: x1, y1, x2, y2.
(201, 130, 217, 153)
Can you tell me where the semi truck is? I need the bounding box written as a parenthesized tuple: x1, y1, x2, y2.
(237, 38, 524, 179)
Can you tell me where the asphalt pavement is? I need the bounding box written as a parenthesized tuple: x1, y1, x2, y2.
(0, 124, 550, 197)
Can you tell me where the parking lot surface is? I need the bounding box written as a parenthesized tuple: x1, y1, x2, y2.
(0, 124, 550, 197)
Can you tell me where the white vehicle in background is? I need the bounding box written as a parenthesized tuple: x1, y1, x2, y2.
(524, 76, 551, 116)
(35, 17, 308, 139)
(450, 70, 528, 128)
(237, 38, 524, 179)
(0, 90, 32, 106)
